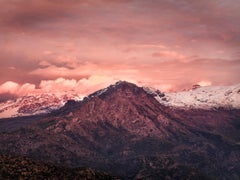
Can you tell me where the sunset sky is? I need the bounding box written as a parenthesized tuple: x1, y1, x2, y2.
(0, 0, 239, 97)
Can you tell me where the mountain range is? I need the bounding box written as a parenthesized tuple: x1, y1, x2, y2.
(1, 82, 239, 119)
(0, 81, 240, 179)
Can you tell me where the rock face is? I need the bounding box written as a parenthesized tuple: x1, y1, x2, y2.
(0, 81, 240, 179)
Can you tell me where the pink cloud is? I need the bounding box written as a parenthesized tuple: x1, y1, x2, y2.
(0, 81, 20, 94)
(39, 78, 78, 92)
(27, 58, 240, 93)
(0, 81, 36, 95)
(0, 0, 239, 94)
(152, 50, 187, 61)
(18, 83, 36, 94)
(197, 80, 212, 87)
(0, 76, 117, 97)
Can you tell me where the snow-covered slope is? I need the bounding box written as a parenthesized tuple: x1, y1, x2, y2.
(0, 93, 82, 119)
(145, 84, 240, 109)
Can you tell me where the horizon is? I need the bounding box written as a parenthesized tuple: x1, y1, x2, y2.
(0, 0, 239, 98)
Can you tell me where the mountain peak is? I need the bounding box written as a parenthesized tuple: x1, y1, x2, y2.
(107, 80, 138, 90)
(51, 80, 167, 137)
(86, 80, 140, 99)
(114, 80, 136, 86)
(110, 80, 140, 91)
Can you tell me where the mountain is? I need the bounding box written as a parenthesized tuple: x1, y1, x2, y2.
(0, 81, 240, 179)
(1, 82, 239, 119)
(145, 83, 240, 109)
(0, 93, 82, 119)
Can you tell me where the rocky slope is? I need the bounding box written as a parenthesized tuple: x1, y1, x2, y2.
(0, 81, 240, 179)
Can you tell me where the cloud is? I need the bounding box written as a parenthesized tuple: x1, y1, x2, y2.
(0, 81, 36, 95)
(30, 64, 92, 79)
(38, 61, 52, 67)
(38, 76, 121, 95)
(0, 0, 83, 32)
(39, 78, 78, 92)
(43, 51, 53, 55)
(0, 57, 239, 99)
(27, 57, 240, 92)
(197, 80, 212, 87)
(0, 81, 19, 94)
(18, 83, 36, 95)
(152, 50, 187, 61)
(29, 62, 139, 80)
(0, 0, 239, 92)
(0, 76, 117, 97)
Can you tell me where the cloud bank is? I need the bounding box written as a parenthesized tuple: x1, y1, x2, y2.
(0, 0, 239, 96)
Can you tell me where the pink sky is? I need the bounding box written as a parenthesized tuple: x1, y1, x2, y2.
(0, 0, 239, 97)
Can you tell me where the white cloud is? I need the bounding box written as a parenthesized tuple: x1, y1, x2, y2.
(0, 81, 36, 95)
(198, 80, 212, 87)
(18, 83, 36, 94)
(0, 81, 20, 94)
(39, 78, 77, 92)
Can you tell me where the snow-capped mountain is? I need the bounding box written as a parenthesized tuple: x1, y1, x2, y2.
(0, 81, 239, 119)
(0, 93, 82, 119)
(145, 83, 240, 109)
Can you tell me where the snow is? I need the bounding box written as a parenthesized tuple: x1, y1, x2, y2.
(0, 93, 83, 119)
(149, 84, 240, 109)
(94, 88, 108, 96)
(0, 106, 19, 119)
(143, 87, 158, 95)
